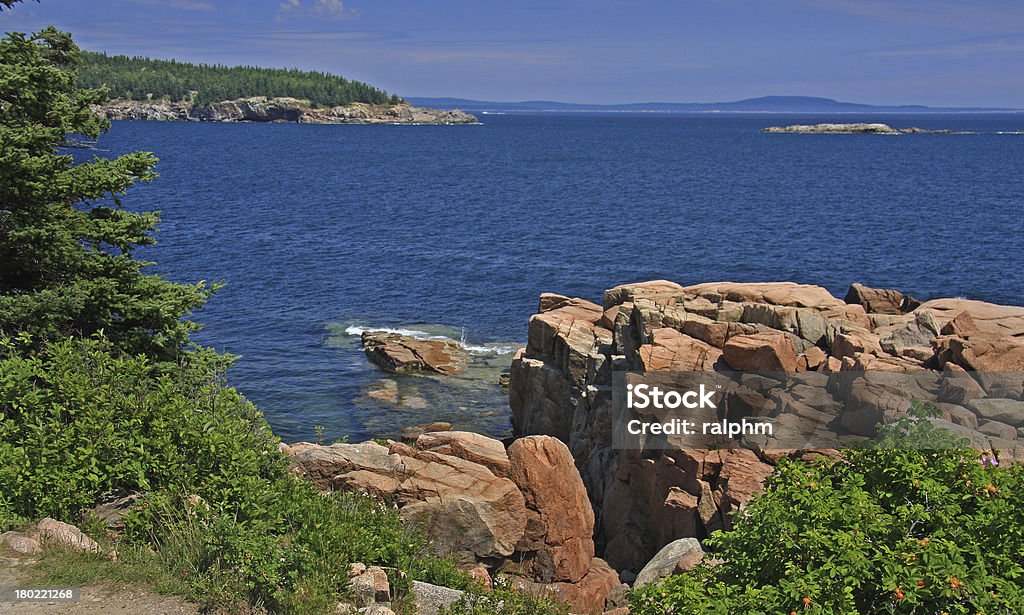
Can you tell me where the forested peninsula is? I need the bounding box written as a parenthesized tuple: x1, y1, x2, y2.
(79, 51, 477, 125)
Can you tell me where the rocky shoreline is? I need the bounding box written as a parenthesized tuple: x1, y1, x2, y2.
(95, 96, 479, 125)
(763, 122, 967, 134)
(275, 279, 1024, 613)
(508, 280, 1023, 576)
(8, 280, 1020, 613)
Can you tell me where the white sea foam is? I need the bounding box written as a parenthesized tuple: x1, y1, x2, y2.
(344, 325, 518, 355)
(462, 344, 517, 355)
(344, 325, 445, 339)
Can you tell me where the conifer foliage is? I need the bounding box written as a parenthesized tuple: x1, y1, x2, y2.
(0, 26, 211, 358)
(78, 51, 402, 107)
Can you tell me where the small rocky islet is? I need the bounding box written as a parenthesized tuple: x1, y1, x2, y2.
(763, 122, 969, 134)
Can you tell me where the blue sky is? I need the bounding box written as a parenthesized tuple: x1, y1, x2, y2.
(3, 0, 1023, 106)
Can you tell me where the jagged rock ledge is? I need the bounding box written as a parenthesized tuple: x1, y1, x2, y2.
(509, 280, 1024, 575)
(95, 96, 478, 125)
(763, 122, 968, 134)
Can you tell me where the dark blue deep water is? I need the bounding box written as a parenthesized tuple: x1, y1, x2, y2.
(98, 114, 1024, 442)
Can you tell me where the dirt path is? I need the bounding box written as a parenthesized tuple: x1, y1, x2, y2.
(0, 553, 198, 614)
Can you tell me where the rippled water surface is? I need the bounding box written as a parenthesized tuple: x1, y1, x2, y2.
(97, 113, 1024, 442)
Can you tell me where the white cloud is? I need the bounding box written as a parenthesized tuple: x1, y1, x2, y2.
(277, 0, 355, 19)
(315, 0, 345, 16)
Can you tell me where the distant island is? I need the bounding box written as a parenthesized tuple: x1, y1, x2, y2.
(406, 95, 1021, 114)
(763, 123, 971, 135)
(81, 52, 477, 125)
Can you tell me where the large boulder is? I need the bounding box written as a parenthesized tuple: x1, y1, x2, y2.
(878, 312, 940, 360)
(411, 581, 464, 615)
(681, 282, 845, 309)
(282, 441, 400, 492)
(416, 431, 511, 478)
(0, 530, 41, 554)
(361, 331, 467, 375)
(952, 335, 1024, 373)
(634, 538, 705, 588)
(840, 379, 913, 436)
(969, 399, 1024, 428)
(937, 364, 986, 404)
(507, 436, 595, 584)
(831, 330, 883, 362)
(723, 332, 799, 372)
(680, 314, 758, 348)
(512, 558, 620, 615)
(375, 444, 527, 560)
(845, 283, 905, 315)
(35, 518, 101, 554)
(638, 328, 722, 371)
(915, 299, 1024, 338)
(740, 303, 829, 347)
(283, 439, 527, 560)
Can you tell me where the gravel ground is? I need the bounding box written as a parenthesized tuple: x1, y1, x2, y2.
(0, 552, 198, 614)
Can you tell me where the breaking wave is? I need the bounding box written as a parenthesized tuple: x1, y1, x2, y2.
(343, 325, 518, 355)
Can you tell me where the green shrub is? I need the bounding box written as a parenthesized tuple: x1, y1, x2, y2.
(0, 335, 280, 524)
(0, 334, 466, 612)
(629, 417, 1024, 614)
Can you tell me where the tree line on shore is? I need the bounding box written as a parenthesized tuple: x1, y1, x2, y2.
(78, 50, 402, 107)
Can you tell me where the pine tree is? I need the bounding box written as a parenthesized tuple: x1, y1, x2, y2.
(0, 26, 212, 358)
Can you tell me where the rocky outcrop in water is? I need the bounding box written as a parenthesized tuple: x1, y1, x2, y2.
(96, 97, 478, 125)
(361, 331, 468, 375)
(763, 123, 963, 134)
(508, 280, 1024, 573)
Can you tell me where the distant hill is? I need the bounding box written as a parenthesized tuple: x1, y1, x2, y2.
(79, 51, 401, 107)
(405, 95, 1020, 114)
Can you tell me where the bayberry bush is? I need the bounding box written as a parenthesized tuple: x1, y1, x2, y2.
(630, 418, 1024, 614)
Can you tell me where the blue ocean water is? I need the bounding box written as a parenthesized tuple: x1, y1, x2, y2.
(97, 113, 1024, 443)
